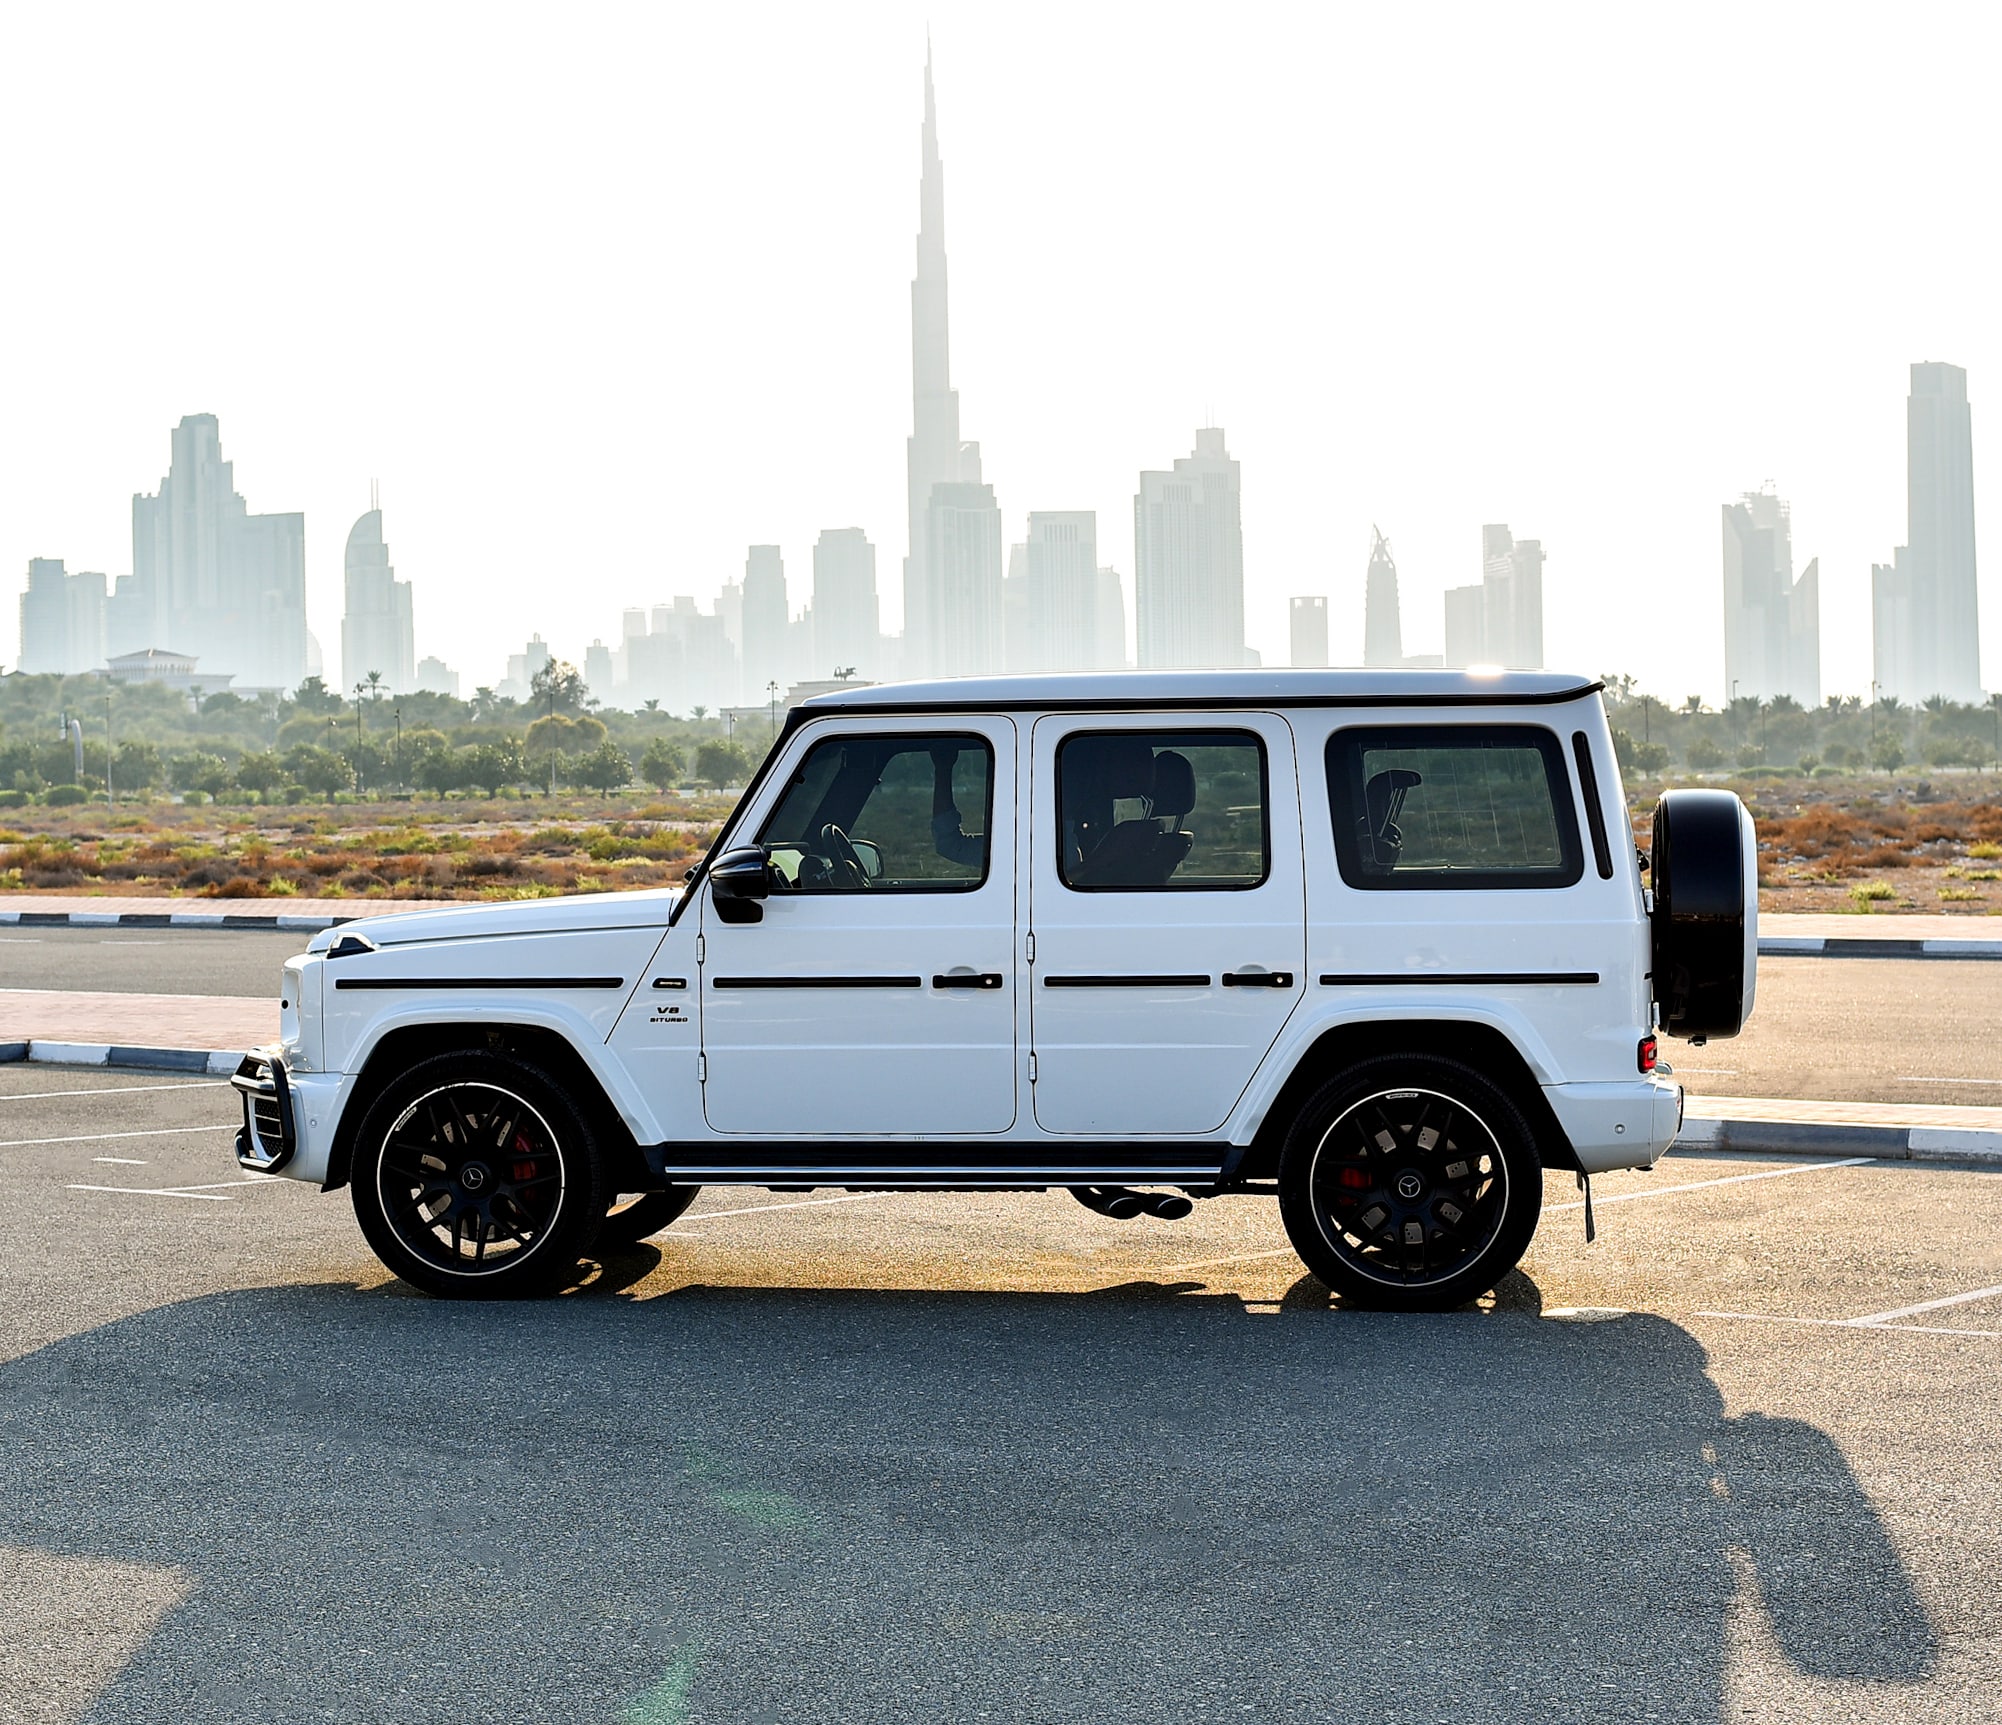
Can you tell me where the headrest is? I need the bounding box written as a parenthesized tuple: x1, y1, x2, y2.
(1364, 767, 1422, 835)
(1067, 735, 1156, 802)
(1151, 750, 1196, 821)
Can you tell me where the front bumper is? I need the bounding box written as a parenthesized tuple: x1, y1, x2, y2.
(232, 1052, 295, 1173)
(232, 1048, 347, 1184)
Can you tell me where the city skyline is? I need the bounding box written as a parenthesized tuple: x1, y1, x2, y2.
(4, 8, 2000, 702)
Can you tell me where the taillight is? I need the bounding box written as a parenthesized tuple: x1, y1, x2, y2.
(1638, 1035, 1658, 1074)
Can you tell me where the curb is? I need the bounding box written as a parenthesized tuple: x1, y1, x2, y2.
(1759, 935, 2002, 960)
(0, 909, 356, 932)
(0, 1040, 241, 1076)
(1675, 1115, 2002, 1164)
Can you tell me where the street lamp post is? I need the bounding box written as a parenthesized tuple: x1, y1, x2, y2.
(103, 692, 114, 810)
(767, 680, 780, 740)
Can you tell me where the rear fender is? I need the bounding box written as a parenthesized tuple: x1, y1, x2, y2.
(1230, 1011, 1580, 1180)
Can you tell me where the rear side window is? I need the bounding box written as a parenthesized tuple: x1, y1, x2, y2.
(1056, 729, 1268, 890)
(1327, 725, 1582, 890)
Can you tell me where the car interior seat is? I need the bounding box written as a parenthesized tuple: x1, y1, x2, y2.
(1359, 767, 1422, 871)
(1066, 738, 1159, 886)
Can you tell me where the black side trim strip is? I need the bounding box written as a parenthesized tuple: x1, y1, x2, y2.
(1044, 974, 1210, 988)
(1319, 971, 1600, 987)
(933, 973, 1005, 990)
(1222, 971, 1295, 988)
(1573, 730, 1614, 880)
(333, 976, 626, 991)
(712, 975, 924, 989)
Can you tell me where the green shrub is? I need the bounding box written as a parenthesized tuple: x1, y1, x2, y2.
(0, 790, 28, 809)
(44, 784, 89, 807)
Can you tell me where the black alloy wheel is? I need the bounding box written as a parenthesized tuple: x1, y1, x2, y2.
(599, 1186, 700, 1248)
(350, 1050, 607, 1298)
(1277, 1054, 1542, 1311)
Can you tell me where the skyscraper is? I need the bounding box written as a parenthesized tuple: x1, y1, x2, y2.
(811, 528, 880, 679)
(340, 503, 415, 695)
(1025, 511, 1099, 672)
(741, 546, 790, 701)
(1444, 526, 1545, 669)
(1289, 596, 1329, 668)
(124, 414, 306, 687)
(1874, 362, 1981, 703)
(924, 481, 1003, 676)
(18, 558, 107, 676)
(119, 414, 306, 690)
(1134, 428, 1245, 669)
(1721, 488, 1820, 705)
(904, 51, 990, 677)
(1363, 528, 1404, 668)
(1094, 567, 1128, 670)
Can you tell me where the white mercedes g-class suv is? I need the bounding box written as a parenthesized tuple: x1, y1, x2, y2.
(233, 670, 1756, 1310)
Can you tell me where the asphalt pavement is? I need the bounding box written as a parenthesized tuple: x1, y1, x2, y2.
(0, 927, 304, 998)
(1670, 956, 2002, 1107)
(0, 1065, 1996, 1723)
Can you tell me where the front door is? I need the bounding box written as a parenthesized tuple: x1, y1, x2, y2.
(700, 717, 1018, 1136)
(1028, 713, 1305, 1136)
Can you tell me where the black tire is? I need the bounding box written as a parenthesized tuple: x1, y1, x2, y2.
(1277, 1054, 1542, 1312)
(599, 1186, 700, 1248)
(349, 1049, 608, 1299)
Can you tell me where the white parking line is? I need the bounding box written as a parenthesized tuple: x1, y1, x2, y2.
(93, 1156, 150, 1165)
(1164, 1247, 1296, 1272)
(683, 1193, 884, 1223)
(0, 1125, 236, 1150)
(1697, 1310, 2002, 1342)
(0, 1081, 226, 1103)
(1849, 1282, 2002, 1326)
(1548, 1157, 1873, 1212)
(66, 1177, 278, 1202)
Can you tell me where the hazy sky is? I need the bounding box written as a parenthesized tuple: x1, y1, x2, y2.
(4, 2, 1999, 700)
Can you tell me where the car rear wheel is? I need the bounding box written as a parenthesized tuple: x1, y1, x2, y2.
(350, 1049, 608, 1299)
(599, 1186, 700, 1248)
(1277, 1055, 1543, 1311)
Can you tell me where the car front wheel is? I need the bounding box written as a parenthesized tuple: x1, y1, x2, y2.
(350, 1049, 608, 1298)
(1277, 1054, 1543, 1311)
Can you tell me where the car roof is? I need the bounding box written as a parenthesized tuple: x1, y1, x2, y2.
(799, 668, 1601, 713)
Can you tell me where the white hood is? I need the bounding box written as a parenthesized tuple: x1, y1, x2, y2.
(305, 887, 682, 952)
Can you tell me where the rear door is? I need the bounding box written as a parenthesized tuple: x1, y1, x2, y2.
(1027, 712, 1304, 1135)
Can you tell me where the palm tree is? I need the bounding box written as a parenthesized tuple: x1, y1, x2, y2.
(365, 670, 385, 703)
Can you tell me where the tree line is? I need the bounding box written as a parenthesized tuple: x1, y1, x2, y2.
(0, 661, 768, 805)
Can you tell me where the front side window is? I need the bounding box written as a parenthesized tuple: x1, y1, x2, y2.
(1056, 729, 1268, 891)
(756, 731, 993, 892)
(1327, 724, 1582, 890)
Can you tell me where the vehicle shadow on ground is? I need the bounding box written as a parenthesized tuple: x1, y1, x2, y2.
(0, 1275, 1938, 1725)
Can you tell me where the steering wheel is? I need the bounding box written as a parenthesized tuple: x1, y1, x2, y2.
(817, 822, 871, 889)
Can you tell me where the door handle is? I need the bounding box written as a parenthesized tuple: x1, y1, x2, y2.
(933, 973, 1005, 990)
(1222, 970, 1295, 988)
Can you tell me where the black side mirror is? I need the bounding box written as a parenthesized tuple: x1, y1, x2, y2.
(709, 845, 771, 924)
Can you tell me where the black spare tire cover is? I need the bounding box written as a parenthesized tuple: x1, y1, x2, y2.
(1651, 788, 1757, 1039)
